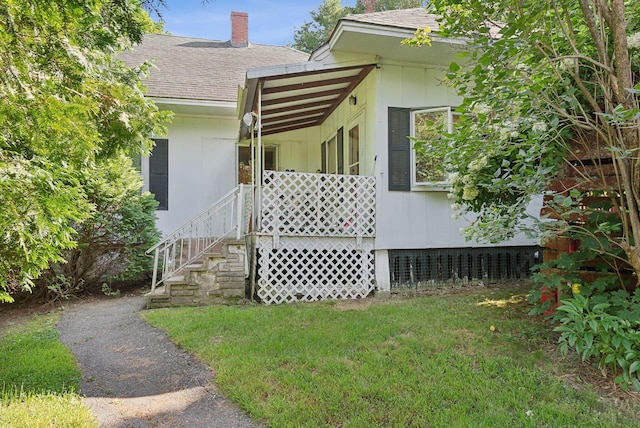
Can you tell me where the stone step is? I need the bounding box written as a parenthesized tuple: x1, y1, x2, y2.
(147, 239, 247, 308)
(146, 285, 167, 295)
(165, 275, 186, 285)
(185, 263, 205, 271)
(146, 292, 171, 309)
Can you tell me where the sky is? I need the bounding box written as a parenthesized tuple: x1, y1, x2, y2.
(159, 0, 358, 46)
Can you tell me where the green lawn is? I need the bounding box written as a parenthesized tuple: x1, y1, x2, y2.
(143, 284, 640, 427)
(0, 314, 97, 428)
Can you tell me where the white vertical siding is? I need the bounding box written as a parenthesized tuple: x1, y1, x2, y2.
(373, 62, 540, 250)
(149, 114, 238, 236)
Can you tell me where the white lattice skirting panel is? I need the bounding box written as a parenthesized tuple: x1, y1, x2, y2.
(256, 235, 375, 304)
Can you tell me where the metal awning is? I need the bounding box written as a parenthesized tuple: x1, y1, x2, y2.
(239, 63, 376, 139)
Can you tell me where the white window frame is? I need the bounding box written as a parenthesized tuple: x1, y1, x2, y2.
(411, 106, 457, 190)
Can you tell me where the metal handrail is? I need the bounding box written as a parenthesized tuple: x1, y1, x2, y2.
(147, 184, 253, 293)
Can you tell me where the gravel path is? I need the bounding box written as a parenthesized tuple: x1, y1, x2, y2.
(57, 295, 261, 428)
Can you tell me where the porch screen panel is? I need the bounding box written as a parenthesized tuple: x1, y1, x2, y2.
(388, 107, 411, 191)
(327, 136, 337, 174)
(337, 127, 344, 174)
(150, 138, 169, 210)
(238, 146, 252, 184)
(349, 124, 360, 175)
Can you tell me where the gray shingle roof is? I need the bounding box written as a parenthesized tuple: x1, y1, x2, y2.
(120, 34, 308, 102)
(342, 8, 439, 32)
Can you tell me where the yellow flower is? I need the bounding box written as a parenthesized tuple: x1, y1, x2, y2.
(490, 325, 496, 332)
(571, 283, 581, 294)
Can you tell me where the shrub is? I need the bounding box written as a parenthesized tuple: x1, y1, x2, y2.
(554, 293, 640, 392)
(37, 154, 160, 300)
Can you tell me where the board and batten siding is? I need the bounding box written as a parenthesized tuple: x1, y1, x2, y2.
(246, 127, 316, 174)
(374, 63, 541, 251)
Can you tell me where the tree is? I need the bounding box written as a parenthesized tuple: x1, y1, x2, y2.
(37, 154, 161, 301)
(292, 0, 349, 53)
(412, 0, 639, 389)
(292, 0, 427, 53)
(416, 0, 638, 273)
(0, 1, 169, 302)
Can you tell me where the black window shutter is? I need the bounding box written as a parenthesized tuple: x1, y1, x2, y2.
(388, 107, 411, 191)
(321, 141, 326, 173)
(149, 138, 169, 210)
(337, 127, 344, 174)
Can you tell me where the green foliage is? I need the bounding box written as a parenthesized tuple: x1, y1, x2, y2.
(413, 0, 640, 393)
(411, 109, 450, 183)
(292, 0, 427, 52)
(292, 0, 350, 53)
(0, 316, 80, 394)
(356, 0, 427, 11)
(533, 194, 630, 290)
(38, 154, 160, 299)
(555, 294, 640, 392)
(0, 160, 91, 302)
(530, 232, 640, 391)
(420, 0, 639, 244)
(0, 0, 170, 299)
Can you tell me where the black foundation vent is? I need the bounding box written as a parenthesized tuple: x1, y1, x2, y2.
(389, 246, 542, 290)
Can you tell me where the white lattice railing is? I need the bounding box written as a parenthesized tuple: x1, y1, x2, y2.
(147, 184, 253, 292)
(260, 171, 376, 237)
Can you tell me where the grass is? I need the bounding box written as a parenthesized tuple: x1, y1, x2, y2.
(0, 314, 97, 428)
(143, 284, 640, 427)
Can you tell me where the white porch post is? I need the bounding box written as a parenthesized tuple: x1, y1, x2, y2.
(250, 116, 256, 232)
(374, 249, 391, 296)
(250, 119, 255, 187)
(257, 81, 263, 230)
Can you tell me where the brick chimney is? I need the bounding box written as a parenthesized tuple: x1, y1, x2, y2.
(231, 11, 248, 47)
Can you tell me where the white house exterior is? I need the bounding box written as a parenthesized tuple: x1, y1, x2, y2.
(120, 12, 308, 234)
(124, 9, 541, 306)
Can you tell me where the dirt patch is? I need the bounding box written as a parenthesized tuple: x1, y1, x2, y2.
(552, 349, 640, 410)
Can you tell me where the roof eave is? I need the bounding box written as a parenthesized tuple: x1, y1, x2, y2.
(238, 62, 376, 140)
(152, 97, 236, 108)
(329, 19, 467, 50)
